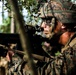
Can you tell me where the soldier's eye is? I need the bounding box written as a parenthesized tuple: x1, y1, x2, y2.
(46, 20, 51, 23)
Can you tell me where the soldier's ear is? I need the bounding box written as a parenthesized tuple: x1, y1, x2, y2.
(53, 21, 62, 33)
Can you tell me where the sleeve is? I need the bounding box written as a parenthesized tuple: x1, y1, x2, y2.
(62, 44, 76, 75)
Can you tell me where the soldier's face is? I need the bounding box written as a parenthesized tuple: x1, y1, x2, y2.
(40, 18, 62, 38)
(41, 21, 52, 38)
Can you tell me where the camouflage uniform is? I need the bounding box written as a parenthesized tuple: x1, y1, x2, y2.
(8, 54, 33, 75)
(8, 54, 22, 75)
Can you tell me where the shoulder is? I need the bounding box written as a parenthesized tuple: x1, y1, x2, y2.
(61, 37, 76, 53)
(69, 37, 76, 50)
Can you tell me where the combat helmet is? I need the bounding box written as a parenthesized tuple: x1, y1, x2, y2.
(38, 0, 76, 24)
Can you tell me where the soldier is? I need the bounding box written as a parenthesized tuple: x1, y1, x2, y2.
(38, 0, 76, 75)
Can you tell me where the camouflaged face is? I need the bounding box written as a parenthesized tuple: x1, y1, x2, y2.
(39, 0, 76, 23)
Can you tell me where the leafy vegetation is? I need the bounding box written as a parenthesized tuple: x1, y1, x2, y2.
(0, 17, 11, 33)
(0, 0, 47, 32)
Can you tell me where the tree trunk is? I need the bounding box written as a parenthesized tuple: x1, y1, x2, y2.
(2, 0, 4, 23)
(10, 11, 15, 33)
(8, 0, 37, 75)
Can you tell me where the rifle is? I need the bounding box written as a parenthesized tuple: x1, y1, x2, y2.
(0, 44, 52, 61)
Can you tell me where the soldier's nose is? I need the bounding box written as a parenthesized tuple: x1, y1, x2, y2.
(41, 22, 46, 28)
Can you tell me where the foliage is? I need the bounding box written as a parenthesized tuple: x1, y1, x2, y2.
(0, 0, 47, 32)
(4, 0, 47, 17)
(0, 17, 11, 33)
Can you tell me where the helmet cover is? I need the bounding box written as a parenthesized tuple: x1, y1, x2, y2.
(39, 0, 76, 23)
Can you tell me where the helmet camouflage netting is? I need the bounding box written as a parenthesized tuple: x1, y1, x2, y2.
(38, 0, 76, 23)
